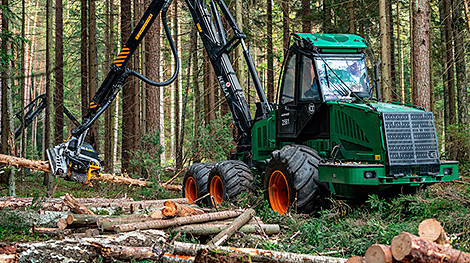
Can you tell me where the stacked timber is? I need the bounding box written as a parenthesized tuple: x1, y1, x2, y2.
(348, 219, 470, 263)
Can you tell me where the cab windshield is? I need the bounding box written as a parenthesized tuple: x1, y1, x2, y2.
(314, 56, 371, 101)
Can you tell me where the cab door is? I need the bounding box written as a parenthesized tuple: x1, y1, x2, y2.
(277, 53, 297, 138)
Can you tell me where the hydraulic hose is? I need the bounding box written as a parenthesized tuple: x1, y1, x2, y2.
(127, 0, 179, 87)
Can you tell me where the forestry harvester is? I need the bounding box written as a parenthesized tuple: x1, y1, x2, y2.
(46, 0, 459, 214)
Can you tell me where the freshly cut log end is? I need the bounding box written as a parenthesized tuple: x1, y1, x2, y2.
(418, 219, 442, 242)
(346, 256, 364, 263)
(391, 233, 412, 261)
(57, 218, 68, 230)
(364, 244, 394, 263)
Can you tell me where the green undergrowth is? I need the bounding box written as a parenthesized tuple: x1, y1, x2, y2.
(247, 180, 470, 258)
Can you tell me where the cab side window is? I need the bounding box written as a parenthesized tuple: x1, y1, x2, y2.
(300, 56, 320, 101)
(281, 55, 296, 104)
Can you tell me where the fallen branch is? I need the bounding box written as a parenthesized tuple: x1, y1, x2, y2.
(391, 232, 470, 262)
(114, 210, 243, 233)
(208, 208, 255, 246)
(168, 223, 280, 236)
(63, 193, 95, 215)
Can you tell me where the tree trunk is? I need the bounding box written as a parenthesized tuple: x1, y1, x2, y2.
(235, 0, 244, 92)
(397, 0, 405, 103)
(44, 0, 53, 196)
(194, 249, 251, 263)
(266, 0, 274, 103)
(90, 241, 161, 260)
(114, 210, 243, 233)
(349, 1, 355, 34)
(301, 0, 311, 33)
(169, 223, 279, 236)
(411, 0, 431, 111)
(281, 0, 290, 55)
(55, 0, 64, 146)
(121, 0, 133, 173)
(88, 0, 99, 152)
(391, 232, 470, 262)
(144, 0, 161, 166)
(452, 0, 468, 125)
(444, 0, 456, 125)
(323, 0, 332, 32)
(104, 0, 115, 173)
(208, 208, 254, 246)
(30, 227, 71, 237)
(97, 215, 151, 231)
(20, 0, 26, 162)
(80, 0, 88, 119)
(192, 30, 201, 163)
(380, 0, 392, 101)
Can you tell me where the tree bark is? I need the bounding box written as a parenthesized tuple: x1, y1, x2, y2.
(208, 208, 254, 246)
(281, 0, 290, 55)
(444, 0, 456, 125)
(55, 0, 64, 146)
(80, 0, 88, 119)
(97, 214, 151, 231)
(380, 0, 392, 101)
(121, 0, 133, 173)
(90, 241, 162, 260)
(301, 0, 311, 33)
(168, 223, 280, 236)
(114, 210, 243, 233)
(44, 0, 53, 196)
(391, 232, 470, 262)
(169, 241, 347, 263)
(411, 0, 431, 111)
(88, 0, 99, 152)
(266, 0, 274, 103)
(452, 0, 468, 125)
(193, 29, 201, 163)
(63, 193, 96, 215)
(30, 227, 71, 237)
(194, 249, 250, 263)
(364, 244, 397, 263)
(346, 256, 364, 263)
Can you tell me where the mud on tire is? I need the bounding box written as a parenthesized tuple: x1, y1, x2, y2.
(264, 144, 329, 214)
(208, 160, 254, 206)
(182, 163, 214, 204)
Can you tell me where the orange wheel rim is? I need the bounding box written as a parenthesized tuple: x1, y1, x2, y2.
(268, 170, 289, 214)
(210, 175, 224, 205)
(184, 177, 197, 203)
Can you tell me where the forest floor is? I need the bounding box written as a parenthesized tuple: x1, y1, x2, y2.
(0, 169, 469, 261)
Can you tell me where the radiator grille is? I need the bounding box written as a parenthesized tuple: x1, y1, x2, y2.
(382, 112, 440, 168)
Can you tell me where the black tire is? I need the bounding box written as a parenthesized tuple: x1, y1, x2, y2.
(182, 163, 214, 204)
(208, 160, 254, 206)
(264, 144, 329, 214)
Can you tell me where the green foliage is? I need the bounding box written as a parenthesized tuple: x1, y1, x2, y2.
(445, 124, 470, 173)
(191, 114, 235, 163)
(129, 132, 163, 180)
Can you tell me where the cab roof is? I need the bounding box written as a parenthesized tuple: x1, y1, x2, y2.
(294, 33, 368, 49)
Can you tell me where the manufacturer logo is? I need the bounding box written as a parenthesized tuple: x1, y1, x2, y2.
(308, 103, 315, 115)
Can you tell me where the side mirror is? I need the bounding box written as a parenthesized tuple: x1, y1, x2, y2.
(373, 59, 382, 101)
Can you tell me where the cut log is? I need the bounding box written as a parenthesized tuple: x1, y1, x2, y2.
(168, 223, 280, 236)
(364, 244, 397, 263)
(88, 198, 188, 210)
(57, 218, 68, 230)
(63, 193, 95, 215)
(0, 244, 17, 263)
(0, 153, 51, 172)
(67, 214, 104, 226)
(208, 208, 255, 246)
(91, 173, 150, 187)
(346, 256, 364, 263)
(89, 241, 162, 260)
(29, 226, 71, 237)
(97, 214, 150, 231)
(162, 253, 195, 263)
(114, 210, 243, 233)
(194, 248, 251, 263)
(391, 232, 470, 262)
(162, 200, 204, 218)
(151, 209, 163, 219)
(85, 228, 100, 237)
(169, 241, 347, 263)
(418, 218, 450, 246)
(159, 183, 183, 191)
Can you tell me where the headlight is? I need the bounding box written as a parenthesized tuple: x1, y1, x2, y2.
(443, 167, 453, 176)
(363, 170, 377, 179)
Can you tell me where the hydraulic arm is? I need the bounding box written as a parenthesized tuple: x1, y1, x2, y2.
(47, 0, 270, 184)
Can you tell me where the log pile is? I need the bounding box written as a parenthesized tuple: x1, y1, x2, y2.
(0, 194, 349, 262)
(348, 219, 470, 263)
